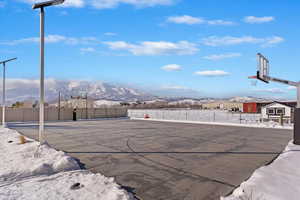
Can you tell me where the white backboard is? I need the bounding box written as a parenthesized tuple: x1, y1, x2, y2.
(257, 53, 269, 82)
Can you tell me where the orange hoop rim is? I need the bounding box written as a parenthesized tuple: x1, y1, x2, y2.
(248, 75, 257, 79)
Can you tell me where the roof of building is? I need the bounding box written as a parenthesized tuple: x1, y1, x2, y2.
(262, 102, 293, 108)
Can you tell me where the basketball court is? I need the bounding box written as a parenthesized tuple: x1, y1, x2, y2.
(9, 119, 292, 200)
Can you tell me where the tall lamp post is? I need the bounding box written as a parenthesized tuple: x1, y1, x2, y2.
(33, 0, 65, 143)
(0, 58, 17, 128)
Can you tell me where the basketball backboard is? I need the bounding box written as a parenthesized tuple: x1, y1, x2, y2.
(257, 53, 269, 83)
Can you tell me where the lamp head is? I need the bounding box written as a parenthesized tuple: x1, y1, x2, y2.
(32, 0, 65, 9)
(0, 58, 17, 65)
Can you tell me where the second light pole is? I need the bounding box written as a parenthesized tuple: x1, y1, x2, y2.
(0, 58, 17, 128)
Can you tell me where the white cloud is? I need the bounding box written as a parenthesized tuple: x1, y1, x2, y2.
(104, 40, 199, 55)
(91, 0, 174, 9)
(194, 70, 230, 77)
(253, 88, 286, 94)
(201, 36, 284, 47)
(161, 85, 188, 90)
(167, 15, 204, 25)
(287, 86, 297, 90)
(206, 19, 235, 25)
(2, 78, 56, 90)
(80, 47, 96, 53)
(167, 15, 234, 25)
(161, 64, 182, 71)
(244, 16, 275, 24)
(63, 0, 85, 7)
(18, 0, 85, 7)
(262, 36, 284, 47)
(18, 0, 174, 8)
(0, 35, 98, 45)
(203, 53, 241, 61)
(104, 32, 117, 36)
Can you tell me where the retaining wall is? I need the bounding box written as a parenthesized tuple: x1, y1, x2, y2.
(0, 107, 128, 122)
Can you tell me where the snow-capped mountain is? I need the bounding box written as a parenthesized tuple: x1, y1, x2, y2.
(3, 78, 287, 105)
(4, 79, 154, 103)
(226, 96, 279, 103)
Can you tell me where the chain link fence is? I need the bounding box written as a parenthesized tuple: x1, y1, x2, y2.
(128, 109, 262, 124)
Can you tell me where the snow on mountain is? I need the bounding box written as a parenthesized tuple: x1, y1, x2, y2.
(94, 100, 121, 107)
(227, 96, 276, 103)
(4, 79, 153, 103)
(168, 99, 202, 105)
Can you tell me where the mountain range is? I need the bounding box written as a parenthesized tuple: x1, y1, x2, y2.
(4, 79, 153, 104)
(2, 79, 284, 104)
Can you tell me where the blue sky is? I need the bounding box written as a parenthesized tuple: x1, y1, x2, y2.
(0, 0, 299, 99)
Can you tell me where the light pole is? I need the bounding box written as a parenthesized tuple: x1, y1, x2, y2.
(0, 58, 17, 128)
(33, 0, 65, 143)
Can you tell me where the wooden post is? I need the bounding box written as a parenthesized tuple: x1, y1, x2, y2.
(58, 91, 61, 120)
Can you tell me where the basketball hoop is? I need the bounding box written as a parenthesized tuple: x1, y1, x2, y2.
(248, 75, 258, 86)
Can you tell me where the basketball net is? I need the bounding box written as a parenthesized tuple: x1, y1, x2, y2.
(248, 75, 258, 86)
(251, 80, 257, 86)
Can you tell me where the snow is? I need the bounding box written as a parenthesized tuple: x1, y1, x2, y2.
(221, 141, 300, 200)
(168, 99, 201, 105)
(131, 118, 293, 130)
(94, 100, 121, 107)
(1, 171, 132, 200)
(0, 128, 134, 200)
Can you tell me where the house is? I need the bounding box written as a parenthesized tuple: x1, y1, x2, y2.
(243, 101, 297, 113)
(261, 102, 293, 123)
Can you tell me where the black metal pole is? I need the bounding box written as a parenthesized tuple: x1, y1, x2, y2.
(294, 85, 300, 144)
(86, 93, 88, 119)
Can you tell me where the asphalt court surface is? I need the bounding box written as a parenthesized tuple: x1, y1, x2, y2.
(10, 119, 293, 200)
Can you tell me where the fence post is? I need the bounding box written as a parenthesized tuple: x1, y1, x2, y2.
(239, 113, 242, 124)
(213, 112, 216, 122)
(280, 114, 284, 126)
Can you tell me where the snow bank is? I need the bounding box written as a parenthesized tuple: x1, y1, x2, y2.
(221, 141, 300, 200)
(0, 171, 132, 200)
(0, 128, 134, 200)
(131, 118, 293, 130)
(0, 128, 80, 183)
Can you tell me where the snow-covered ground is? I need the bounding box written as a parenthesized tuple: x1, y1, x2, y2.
(0, 128, 134, 200)
(221, 141, 300, 200)
(129, 109, 293, 129)
(131, 118, 293, 130)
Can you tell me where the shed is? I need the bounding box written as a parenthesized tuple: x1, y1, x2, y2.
(243, 102, 258, 113)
